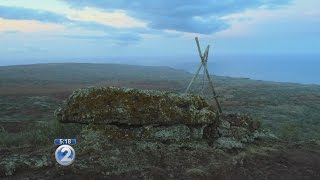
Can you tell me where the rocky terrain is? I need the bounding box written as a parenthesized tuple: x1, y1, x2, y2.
(49, 86, 263, 179)
(0, 63, 320, 179)
(56, 86, 261, 146)
(1, 86, 264, 179)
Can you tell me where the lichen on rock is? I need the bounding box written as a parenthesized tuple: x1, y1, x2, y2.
(212, 113, 262, 149)
(56, 86, 216, 126)
(55, 86, 261, 148)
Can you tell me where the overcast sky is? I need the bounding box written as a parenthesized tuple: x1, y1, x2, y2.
(0, 0, 319, 64)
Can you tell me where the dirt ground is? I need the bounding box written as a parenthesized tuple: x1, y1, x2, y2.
(1, 82, 320, 180)
(1, 141, 318, 179)
(218, 142, 320, 180)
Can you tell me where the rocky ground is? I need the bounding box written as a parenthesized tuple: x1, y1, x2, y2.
(1, 138, 319, 179)
(1, 64, 320, 179)
(2, 86, 319, 179)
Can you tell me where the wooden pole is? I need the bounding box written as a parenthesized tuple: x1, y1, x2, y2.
(195, 37, 203, 61)
(202, 45, 222, 113)
(186, 37, 223, 114)
(185, 63, 203, 93)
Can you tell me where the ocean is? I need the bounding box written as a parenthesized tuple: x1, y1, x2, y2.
(169, 54, 320, 85)
(1, 54, 319, 85)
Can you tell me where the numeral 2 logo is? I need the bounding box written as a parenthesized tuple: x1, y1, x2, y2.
(60, 147, 72, 162)
(55, 145, 75, 166)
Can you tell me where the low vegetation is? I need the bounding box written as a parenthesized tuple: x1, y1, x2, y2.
(1, 63, 320, 179)
(0, 63, 319, 148)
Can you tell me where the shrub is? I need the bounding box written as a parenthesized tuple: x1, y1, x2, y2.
(0, 118, 83, 148)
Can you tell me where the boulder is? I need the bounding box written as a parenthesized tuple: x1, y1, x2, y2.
(55, 86, 261, 148)
(55, 86, 217, 125)
(212, 113, 262, 149)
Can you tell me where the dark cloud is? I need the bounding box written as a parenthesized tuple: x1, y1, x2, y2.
(0, 0, 292, 45)
(62, 0, 292, 34)
(0, 5, 69, 23)
(0, 6, 141, 44)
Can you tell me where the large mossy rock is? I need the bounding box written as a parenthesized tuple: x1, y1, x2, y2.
(55, 86, 217, 125)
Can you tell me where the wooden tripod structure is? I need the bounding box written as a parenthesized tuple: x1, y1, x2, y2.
(186, 37, 222, 114)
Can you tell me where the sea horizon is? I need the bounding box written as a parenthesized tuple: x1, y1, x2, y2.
(1, 54, 319, 85)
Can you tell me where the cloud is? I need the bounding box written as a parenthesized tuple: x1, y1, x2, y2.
(6, 45, 48, 53)
(61, 20, 143, 44)
(66, 7, 147, 28)
(61, 32, 141, 44)
(0, 18, 65, 32)
(148, 16, 229, 34)
(214, 0, 320, 39)
(0, 5, 69, 23)
(62, 0, 292, 34)
(1, 30, 19, 34)
(0, 5, 143, 43)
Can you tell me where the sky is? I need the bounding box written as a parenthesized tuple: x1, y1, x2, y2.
(0, 0, 319, 65)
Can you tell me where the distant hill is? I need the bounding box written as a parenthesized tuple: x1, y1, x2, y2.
(0, 63, 192, 84)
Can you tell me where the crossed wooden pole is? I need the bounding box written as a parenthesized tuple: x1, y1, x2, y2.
(186, 37, 222, 114)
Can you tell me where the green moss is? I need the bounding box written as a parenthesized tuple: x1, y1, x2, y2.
(57, 86, 217, 125)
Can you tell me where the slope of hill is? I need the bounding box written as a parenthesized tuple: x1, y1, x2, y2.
(0, 63, 191, 84)
(0, 63, 319, 141)
(0, 63, 320, 179)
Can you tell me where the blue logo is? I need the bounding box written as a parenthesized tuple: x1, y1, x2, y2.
(55, 145, 76, 166)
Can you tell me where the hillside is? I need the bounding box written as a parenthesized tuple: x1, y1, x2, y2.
(0, 63, 192, 96)
(1, 63, 320, 141)
(0, 63, 191, 84)
(0, 63, 320, 179)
